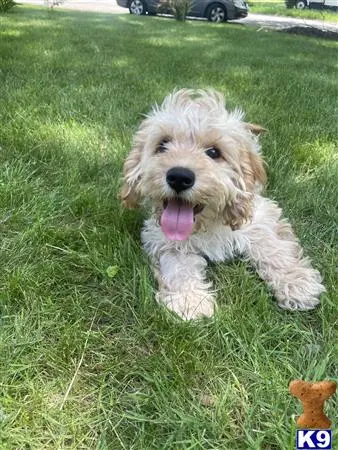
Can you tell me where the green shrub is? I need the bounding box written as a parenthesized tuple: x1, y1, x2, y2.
(285, 0, 295, 8)
(44, 0, 64, 7)
(0, 0, 16, 12)
(159, 0, 192, 21)
(172, 0, 191, 20)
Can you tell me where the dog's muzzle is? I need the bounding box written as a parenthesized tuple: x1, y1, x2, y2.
(166, 167, 195, 193)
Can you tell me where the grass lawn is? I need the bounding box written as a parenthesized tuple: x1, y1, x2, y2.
(248, 0, 338, 23)
(0, 5, 337, 449)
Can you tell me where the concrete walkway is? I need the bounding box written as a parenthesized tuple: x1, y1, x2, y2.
(239, 12, 338, 32)
(18, 0, 338, 31)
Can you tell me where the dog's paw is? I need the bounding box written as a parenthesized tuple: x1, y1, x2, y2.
(156, 290, 215, 320)
(274, 268, 325, 311)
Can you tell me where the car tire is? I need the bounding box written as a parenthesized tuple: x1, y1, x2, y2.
(129, 0, 146, 15)
(207, 3, 227, 22)
(295, 0, 307, 8)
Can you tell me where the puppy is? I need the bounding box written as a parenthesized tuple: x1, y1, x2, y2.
(120, 89, 325, 320)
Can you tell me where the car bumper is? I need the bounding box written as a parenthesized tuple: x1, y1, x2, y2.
(116, 0, 129, 7)
(234, 6, 248, 17)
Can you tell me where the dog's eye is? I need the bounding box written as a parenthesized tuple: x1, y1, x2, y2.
(205, 147, 221, 159)
(156, 139, 170, 154)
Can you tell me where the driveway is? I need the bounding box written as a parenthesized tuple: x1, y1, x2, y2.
(19, 0, 338, 31)
(237, 12, 338, 32)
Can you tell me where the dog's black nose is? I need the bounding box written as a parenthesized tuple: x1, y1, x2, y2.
(166, 167, 195, 193)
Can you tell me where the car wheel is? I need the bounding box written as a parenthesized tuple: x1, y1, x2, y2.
(295, 0, 307, 8)
(207, 4, 227, 22)
(129, 0, 146, 15)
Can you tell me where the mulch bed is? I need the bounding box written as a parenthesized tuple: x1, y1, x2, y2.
(280, 25, 338, 40)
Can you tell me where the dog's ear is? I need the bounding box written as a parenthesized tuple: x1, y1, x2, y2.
(119, 137, 143, 209)
(245, 123, 267, 136)
(240, 121, 267, 189)
(223, 150, 266, 230)
(222, 195, 253, 231)
(244, 150, 267, 189)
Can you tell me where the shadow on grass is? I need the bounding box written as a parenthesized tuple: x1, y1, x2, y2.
(2, 9, 337, 120)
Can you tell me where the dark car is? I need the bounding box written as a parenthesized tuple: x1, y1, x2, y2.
(117, 0, 248, 22)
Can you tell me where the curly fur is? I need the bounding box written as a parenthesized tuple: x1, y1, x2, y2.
(120, 89, 325, 320)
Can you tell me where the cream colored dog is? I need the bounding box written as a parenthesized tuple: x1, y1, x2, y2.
(120, 89, 325, 320)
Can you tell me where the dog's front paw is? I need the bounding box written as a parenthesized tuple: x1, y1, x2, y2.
(274, 267, 325, 311)
(156, 290, 215, 320)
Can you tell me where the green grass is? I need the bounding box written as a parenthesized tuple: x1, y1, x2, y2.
(249, 0, 338, 22)
(0, 6, 337, 449)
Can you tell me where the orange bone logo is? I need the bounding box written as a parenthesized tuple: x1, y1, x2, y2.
(289, 380, 336, 429)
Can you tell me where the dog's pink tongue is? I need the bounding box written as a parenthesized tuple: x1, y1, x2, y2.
(161, 200, 194, 241)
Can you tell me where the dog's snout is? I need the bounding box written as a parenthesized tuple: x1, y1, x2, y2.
(166, 167, 195, 193)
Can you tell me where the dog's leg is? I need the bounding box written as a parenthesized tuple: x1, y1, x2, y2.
(153, 251, 215, 320)
(242, 197, 325, 310)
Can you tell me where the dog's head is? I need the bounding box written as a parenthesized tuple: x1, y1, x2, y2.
(120, 89, 266, 240)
